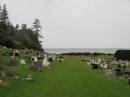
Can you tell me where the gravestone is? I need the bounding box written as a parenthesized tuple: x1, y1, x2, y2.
(42, 57, 50, 67)
(48, 57, 53, 62)
(6, 71, 16, 78)
(32, 56, 38, 62)
(58, 56, 64, 62)
(52, 55, 56, 61)
(103, 63, 108, 69)
(91, 63, 99, 69)
(14, 49, 20, 56)
(98, 58, 102, 63)
(115, 68, 122, 77)
(8, 58, 17, 66)
(31, 60, 43, 71)
(20, 59, 26, 64)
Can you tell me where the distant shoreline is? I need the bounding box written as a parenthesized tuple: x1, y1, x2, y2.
(45, 48, 130, 54)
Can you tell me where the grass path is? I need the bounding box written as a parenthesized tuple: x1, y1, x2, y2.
(0, 56, 130, 97)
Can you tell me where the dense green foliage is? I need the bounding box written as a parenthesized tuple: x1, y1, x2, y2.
(0, 4, 43, 51)
(0, 56, 130, 97)
(115, 50, 130, 60)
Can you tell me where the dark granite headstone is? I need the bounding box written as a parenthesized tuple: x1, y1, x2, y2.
(48, 58, 53, 62)
(8, 59, 17, 66)
(15, 53, 19, 56)
(31, 60, 43, 71)
(6, 71, 16, 77)
(115, 68, 122, 77)
(91, 63, 99, 69)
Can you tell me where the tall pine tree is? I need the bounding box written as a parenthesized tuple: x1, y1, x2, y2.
(32, 19, 43, 50)
(0, 4, 9, 25)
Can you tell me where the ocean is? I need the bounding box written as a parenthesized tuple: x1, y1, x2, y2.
(45, 48, 130, 54)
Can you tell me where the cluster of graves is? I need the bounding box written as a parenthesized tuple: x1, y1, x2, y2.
(82, 57, 130, 84)
(0, 48, 64, 85)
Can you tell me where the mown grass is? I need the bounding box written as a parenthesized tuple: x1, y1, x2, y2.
(0, 56, 130, 97)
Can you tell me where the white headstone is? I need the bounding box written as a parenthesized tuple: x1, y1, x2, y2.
(100, 64, 104, 68)
(61, 58, 64, 62)
(32, 56, 38, 62)
(20, 59, 26, 64)
(104, 63, 108, 69)
(52, 55, 56, 61)
(42, 57, 50, 67)
(15, 50, 19, 53)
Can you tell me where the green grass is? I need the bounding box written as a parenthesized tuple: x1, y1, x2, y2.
(0, 56, 130, 97)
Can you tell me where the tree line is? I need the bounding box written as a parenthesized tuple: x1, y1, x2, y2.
(0, 4, 43, 51)
(115, 50, 130, 61)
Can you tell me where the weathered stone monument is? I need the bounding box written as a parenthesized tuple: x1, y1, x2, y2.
(31, 60, 43, 71)
(32, 56, 38, 62)
(91, 63, 99, 69)
(14, 49, 20, 56)
(42, 56, 50, 67)
(20, 59, 26, 64)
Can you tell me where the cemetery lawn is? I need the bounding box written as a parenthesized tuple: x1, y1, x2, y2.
(0, 56, 130, 97)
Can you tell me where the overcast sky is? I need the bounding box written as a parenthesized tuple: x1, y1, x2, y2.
(1, 0, 130, 48)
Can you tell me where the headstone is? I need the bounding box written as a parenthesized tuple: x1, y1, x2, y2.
(52, 55, 56, 61)
(32, 56, 38, 62)
(42, 57, 50, 67)
(48, 57, 53, 62)
(15, 49, 20, 56)
(103, 63, 108, 69)
(100, 63, 103, 68)
(6, 71, 16, 78)
(91, 63, 99, 69)
(31, 60, 43, 71)
(115, 68, 122, 77)
(20, 59, 26, 64)
(57, 58, 60, 61)
(60, 58, 64, 62)
(59, 56, 64, 62)
(8, 58, 17, 66)
(98, 58, 102, 63)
